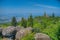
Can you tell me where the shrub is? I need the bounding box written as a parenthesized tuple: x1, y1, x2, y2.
(21, 33, 35, 40)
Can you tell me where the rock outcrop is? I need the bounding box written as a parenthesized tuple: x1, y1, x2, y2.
(2, 26, 17, 40)
(34, 33, 51, 40)
(2, 26, 51, 40)
(15, 27, 32, 40)
(15, 26, 23, 32)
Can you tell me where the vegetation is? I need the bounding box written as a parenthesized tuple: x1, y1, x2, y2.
(0, 12, 60, 40)
(11, 17, 17, 27)
(56, 25, 60, 40)
(44, 12, 47, 17)
(21, 17, 27, 28)
(21, 33, 35, 40)
(52, 13, 55, 18)
(28, 14, 33, 27)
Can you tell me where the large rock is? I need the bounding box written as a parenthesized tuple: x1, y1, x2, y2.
(34, 33, 51, 40)
(15, 27, 32, 40)
(15, 26, 24, 32)
(2, 26, 16, 38)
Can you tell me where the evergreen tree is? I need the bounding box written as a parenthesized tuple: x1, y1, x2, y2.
(52, 12, 55, 17)
(52, 13, 56, 24)
(11, 17, 17, 27)
(44, 12, 47, 17)
(21, 17, 27, 28)
(28, 14, 33, 27)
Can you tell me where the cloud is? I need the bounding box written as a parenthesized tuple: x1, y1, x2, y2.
(34, 4, 60, 9)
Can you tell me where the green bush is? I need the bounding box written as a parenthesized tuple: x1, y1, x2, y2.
(21, 33, 35, 40)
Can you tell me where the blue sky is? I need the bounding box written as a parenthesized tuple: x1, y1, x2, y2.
(0, 0, 60, 16)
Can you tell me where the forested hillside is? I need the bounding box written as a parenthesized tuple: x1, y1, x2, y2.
(0, 13, 60, 40)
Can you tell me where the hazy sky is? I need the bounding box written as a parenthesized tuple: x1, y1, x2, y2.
(0, 0, 60, 15)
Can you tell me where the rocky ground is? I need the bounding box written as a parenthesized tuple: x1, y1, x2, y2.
(0, 26, 51, 40)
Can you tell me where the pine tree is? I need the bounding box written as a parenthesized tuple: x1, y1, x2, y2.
(52, 13, 55, 17)
(21, 17, 27, 28)
(44, 12, 47, 17)
(11, 17, 17, 27)
(28, 14, 33, 27)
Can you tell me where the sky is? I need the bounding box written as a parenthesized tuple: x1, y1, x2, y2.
(0, 0, 60, 17)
